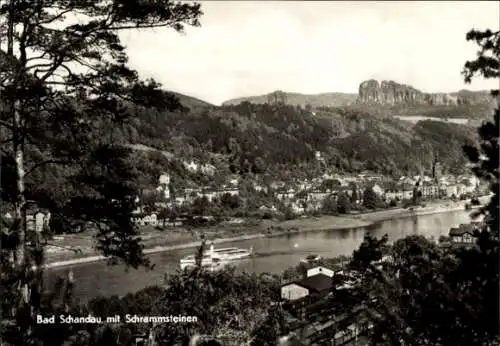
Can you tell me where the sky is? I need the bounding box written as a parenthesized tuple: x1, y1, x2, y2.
(120, 1, 500, 105)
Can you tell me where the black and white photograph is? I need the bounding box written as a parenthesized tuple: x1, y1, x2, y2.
(0, 1, 499, 345)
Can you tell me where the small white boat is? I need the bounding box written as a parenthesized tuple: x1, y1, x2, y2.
(180, 244, 253, 269)
(300, 254, 322, 263)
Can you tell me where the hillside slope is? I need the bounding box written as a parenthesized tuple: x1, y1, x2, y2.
(170, 91, 215, 109)
(121, 100, 478, 178)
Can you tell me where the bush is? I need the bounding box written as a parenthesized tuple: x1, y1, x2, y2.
(362, 188, 382, 210)
(438, 235, 450, 243)
(321, 195, 338, 215)
(337, 193, 352, 214)
(261, 212, 273, 219)
(402, 199, 414, 208)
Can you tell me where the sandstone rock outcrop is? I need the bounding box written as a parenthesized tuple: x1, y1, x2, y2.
(358, 79, 490, 106)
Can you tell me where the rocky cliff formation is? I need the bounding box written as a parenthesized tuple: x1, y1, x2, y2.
(358, 79, 491, 106)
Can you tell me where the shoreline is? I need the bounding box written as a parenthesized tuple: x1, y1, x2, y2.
(45, 198, 487, 270)
(357, 202, 471, 223)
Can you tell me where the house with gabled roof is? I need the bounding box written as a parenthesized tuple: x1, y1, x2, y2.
(306, 266, 335, 278)
(281, 273, 332, 301)
(449, 222, 483, 245)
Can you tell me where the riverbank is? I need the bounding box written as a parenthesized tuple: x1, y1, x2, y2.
(44, 197, 489, 269)
(358, 195, 489, 223)
(357, 201, 467, 223)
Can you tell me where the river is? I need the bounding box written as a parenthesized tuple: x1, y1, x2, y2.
(45, 210, 474, 300)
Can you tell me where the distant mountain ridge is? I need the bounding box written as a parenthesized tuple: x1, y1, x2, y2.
(222, 91, 358, 108)
(219, 81, 493, 110)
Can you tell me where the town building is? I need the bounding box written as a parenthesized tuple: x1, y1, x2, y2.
(132, 213, 158, 226)
(449, 222, 483, 245)
(158, 173, 170, 185)
(367, 183, 385, 196)
(306, 266, 335, 278)
(306, 191, 329, 203)
(315, 151, 325, 162)
(276, 189, 296, 201)
(384, 183, 414, 202)
(289, 201, 305, 215)
(26, 210, 51, 233)
(281, 273, 332, 301)
(420, 182, 439, 199)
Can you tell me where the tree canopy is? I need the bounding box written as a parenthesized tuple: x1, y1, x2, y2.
(1, 0, 203, 344)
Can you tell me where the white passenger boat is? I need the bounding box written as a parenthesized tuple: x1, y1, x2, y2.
(179, 244, 253, 269)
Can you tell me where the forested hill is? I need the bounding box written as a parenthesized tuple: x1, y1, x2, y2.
(222, 91, 358, 108)
(120, 94, 478, 180)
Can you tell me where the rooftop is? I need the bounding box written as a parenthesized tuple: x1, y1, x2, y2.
(292, 273, 333, 293)
(449, 222, 483, 236)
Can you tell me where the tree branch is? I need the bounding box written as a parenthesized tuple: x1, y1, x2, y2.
(0, 119, 13, 129)
(25, 52, 49, 63)
(110, 22, 187, 31)
(28, 62, 58, 71)
(38, 55, 65, 83)
(39, 8, 76, 25)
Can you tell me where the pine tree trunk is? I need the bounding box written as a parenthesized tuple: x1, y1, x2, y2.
(140, 188, 144, 213)
(7, 0, 31, 320)
(14, 101, 27, 271)
(13, 101, 32, 328)
(7, 0, 27, 274)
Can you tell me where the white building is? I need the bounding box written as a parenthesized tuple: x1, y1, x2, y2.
(200, 164, 216, 176)
(26, 211, 51, 233)
(315, 151, 325, 162)
(371, 183, 385, 196)
(229, 177, 240, 187)
(156, 185, 170, 200)
(281, 273, 333, 301)
(290, 201, 305, 215)
(183, 161, 199, 173)
(133, 213, 158, 226)
(159, 173, 170, 185)
(281, 283, 310, 301)
(307, 266, 334, 278)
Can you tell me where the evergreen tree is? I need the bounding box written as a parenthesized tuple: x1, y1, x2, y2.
(362, 187, 379, 210)
(337, 192, 351, 214)
(350, 183, 358, 204)
(0, 1, 202, 344)
(321, 195, 338, 215)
